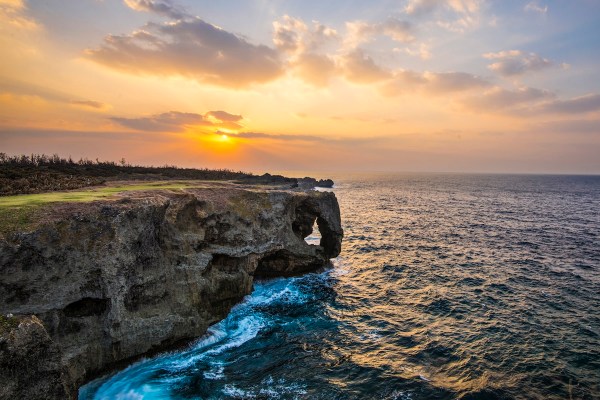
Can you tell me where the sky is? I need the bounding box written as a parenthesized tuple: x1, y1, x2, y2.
(1, 0, 600, 174)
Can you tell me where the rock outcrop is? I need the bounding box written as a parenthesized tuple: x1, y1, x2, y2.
(0, 185, 343, 399)
(297, 177, 335, 189)
(0, 315, 76, 400)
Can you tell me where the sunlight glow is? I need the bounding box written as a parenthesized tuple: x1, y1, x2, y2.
(0, 1, 598, 172)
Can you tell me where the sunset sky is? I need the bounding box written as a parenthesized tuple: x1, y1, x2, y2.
(1, 0, 599, 173)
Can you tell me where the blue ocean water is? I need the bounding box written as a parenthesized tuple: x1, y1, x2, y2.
(80, 174, 600, 399)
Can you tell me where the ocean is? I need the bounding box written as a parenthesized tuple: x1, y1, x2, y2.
(80, 173, 600, 399)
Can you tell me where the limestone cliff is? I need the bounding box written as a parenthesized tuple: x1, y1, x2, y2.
(0, 184, 343, 399)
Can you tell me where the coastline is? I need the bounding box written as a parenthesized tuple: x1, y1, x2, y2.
(0, 180, 343, 399)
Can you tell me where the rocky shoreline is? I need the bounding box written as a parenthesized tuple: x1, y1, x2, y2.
(0, 183, 343, 399)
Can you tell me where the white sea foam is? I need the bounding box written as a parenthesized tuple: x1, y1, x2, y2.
(221, 377, 308, 399)
(203, 363, 225, 380)
(114, 389, 143, 400)
(248, 281, 306, 307)
(204, 315, 265, 356)
(330, 257, 350, 276)
(222, 384, 253, 398)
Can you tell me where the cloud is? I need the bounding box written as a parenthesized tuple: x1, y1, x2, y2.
(271, 15, 338, 86)
(0, 78, 111, 112)
(345, 18, 414, 48)
(111, 110, 244, 132)
(405, 0, 442, 16)
(534, 119, 600, 135)
(463, 88, 600, 116)
(69, 100, 111, 111)
(224, 131, 324, 142)
(222, 130, 386, 146)
(426, 71, 489, 92)
(273, 15, 306, 53)
(484, 50, 553, 77)
(1, 79, 70, 103)
(342, 48, 392, 83)
(405, 0, 481, 16)
(397, 42, 432, 60)
(524, 1, 548, 15)
(462, 86, 555, 111)
(86, 17, 283, 88)
(404, 0, 482, 32)
(206, 110, 242, 122)
(272, 15, 338, 54)
(123, 0, 188, 20)
(539, 94, 600, 115)
(0, 0, 39, 30)
(293, 52, 337, 86)
(381, 70, 489, 95)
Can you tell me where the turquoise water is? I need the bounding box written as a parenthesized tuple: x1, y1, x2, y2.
(81, 174, 600, 399)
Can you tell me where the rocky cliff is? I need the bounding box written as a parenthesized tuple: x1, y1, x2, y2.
(0, 184, 343, 399)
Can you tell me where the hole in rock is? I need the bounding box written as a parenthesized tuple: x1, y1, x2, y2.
(304, 220, 322, 245)
(292, 201, 322, 246)
(63, 297, 109, 318)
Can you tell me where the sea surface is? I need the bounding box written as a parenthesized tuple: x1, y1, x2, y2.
(80, 173, 600, 399)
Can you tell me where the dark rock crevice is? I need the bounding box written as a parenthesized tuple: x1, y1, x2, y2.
(63, 298, 109, 318)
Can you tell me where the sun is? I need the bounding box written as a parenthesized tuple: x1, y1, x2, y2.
(220, 134, 229, 141)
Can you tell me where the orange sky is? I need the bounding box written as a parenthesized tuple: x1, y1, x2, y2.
(1, 0, 600, 173)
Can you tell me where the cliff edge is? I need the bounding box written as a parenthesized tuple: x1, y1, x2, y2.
(0, 184, 343, 399)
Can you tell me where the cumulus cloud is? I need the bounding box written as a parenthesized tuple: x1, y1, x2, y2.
(293, 52, 337, 86)
(405, 0, 481, 16)
(111, 110, 244, 132)
(524, 1, 548, 15)
(86, 17, 283, 88)
(381, 70, 489, 96)
(397, 42, 432, 60)
(484, 50, 553, 77)
(123, 0, 188, 20)
(272, 15, 337, 54)
(405, 0, 482, 32)
(342, 48, 392, 83)
(405, 0, 441, 16)
(273, 15, 307, 53)
(271, 15, 338, 86)
(345, 18, 414, 48)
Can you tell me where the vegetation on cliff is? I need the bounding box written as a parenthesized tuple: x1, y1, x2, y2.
(0, 153, 334, 238)
(0, 153, 261, 196)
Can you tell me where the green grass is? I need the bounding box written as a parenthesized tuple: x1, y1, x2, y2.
(0, 182, 203, 208)
(0, 181, 204, 236)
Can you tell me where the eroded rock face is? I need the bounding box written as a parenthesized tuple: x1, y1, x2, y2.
(0, 316, 76, 400)
(0, 186, 342, 398)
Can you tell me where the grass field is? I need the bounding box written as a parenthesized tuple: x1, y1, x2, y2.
(0, 181, 203, 236)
